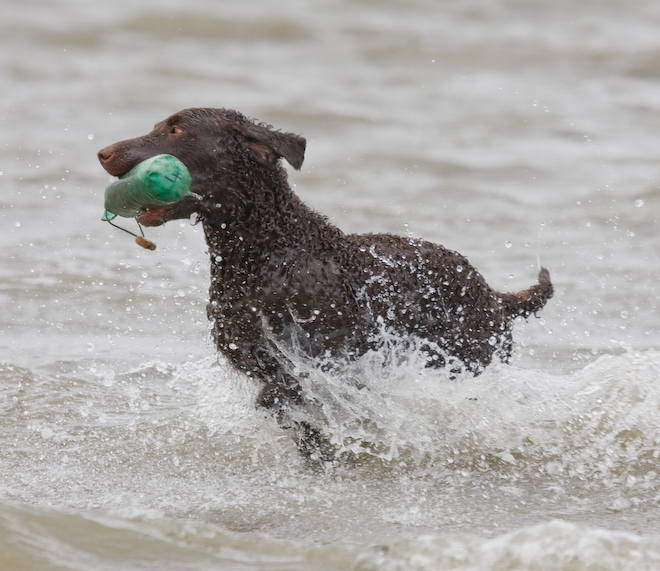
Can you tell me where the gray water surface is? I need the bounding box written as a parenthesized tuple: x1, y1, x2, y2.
(2, 1, 660, 569)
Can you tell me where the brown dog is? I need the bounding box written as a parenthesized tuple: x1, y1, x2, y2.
(98, 108, 553, 455)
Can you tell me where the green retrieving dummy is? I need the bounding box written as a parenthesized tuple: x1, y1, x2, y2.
(102, 154, 191, 221)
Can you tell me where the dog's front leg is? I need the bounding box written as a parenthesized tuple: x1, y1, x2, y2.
(251, 349, 331, 461)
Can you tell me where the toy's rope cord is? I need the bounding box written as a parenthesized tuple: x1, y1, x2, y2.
(105, 219, 156, 250)
(106, 218, 142, 237)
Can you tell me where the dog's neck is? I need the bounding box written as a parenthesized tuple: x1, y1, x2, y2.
(200, 172, 344, 274)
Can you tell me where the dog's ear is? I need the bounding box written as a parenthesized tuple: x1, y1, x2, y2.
(237, 122, 306, 170)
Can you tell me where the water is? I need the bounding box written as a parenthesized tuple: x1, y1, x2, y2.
(3, 0, 660, 568)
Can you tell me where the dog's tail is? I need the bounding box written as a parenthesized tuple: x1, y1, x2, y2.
(499, 267, 554, 318)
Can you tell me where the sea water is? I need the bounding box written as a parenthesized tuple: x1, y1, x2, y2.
(2, 0, 660, 568)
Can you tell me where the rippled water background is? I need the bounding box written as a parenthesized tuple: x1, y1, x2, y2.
(3, 0, 660, 569)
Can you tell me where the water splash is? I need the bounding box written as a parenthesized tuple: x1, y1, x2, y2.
(196, 343, 660, 484)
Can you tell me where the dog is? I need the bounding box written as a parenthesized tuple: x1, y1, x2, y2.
(98, 108, 553, 456)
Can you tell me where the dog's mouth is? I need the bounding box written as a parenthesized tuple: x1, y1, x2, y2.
(100, 159, 138, 179)
(136, 205, 172, 227)
(135, 194, 201, 227)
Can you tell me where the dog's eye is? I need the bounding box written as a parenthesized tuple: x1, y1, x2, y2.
(169, 126, 184, 135)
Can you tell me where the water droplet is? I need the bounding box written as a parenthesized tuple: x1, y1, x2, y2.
(101, 372, 114, 387)
(621, 311, 628, 319)
(87, 133, 94, 141)
(86, 342, 95, 352)
(635, 199, 644, 208)
(505, 241, 512, 248)
(456, 265, 463, 272)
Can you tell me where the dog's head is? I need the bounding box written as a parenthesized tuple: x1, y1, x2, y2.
(97, 108, 306, 226)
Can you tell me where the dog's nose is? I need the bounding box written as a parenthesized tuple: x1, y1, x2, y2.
(97, 145, 115, 164)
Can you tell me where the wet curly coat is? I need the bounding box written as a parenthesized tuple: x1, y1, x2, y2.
(98, 108, 553, 455)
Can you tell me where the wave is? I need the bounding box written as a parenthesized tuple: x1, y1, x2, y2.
(7, 346, 660, 481)
(3, 348, 660, 554)
(1, 501, 659, 571)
